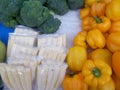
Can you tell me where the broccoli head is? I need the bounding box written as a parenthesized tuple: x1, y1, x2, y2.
(0, 0, 26, 17)
(20, 0, 51, 27)
(39, 0, 46, 4)
(4, 19, 18, 28)
(46, 0, 69, 15)
(0, 0, 27, 28)
(38, 16, 61, 34)
(67, 0, 84, 9)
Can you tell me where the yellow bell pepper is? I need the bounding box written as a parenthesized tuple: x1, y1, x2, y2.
(91, 0, 106, 17)
(88, 49, 112, 66)
(82, 16, 111, 32)
(106, 0, 120, 21)
(89, 78, 115, 90)
(112, 74, 120, 90)
(107, 32, 120, 52)
(93, 16, 111, 32)
(87, 29, 106, 49)
(109, 20, 120, 33)
(66, 46, 87, 72)
(81, 16, 95, 31)
(82, 59, 112, 87)
(85, 0, 97, 6)
(80, 7, 91, 19)
(85, 0, 111, 6)
(73, 31, 87, 48)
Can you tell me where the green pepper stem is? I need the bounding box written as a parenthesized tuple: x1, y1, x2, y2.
(92, 67, 101, 78)
(70, 72, 75, 77)
(94, 16, 102, 24)
(97, 0, 101, 3)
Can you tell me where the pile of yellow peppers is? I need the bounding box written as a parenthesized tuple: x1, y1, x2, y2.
(62, 0, 120, 90)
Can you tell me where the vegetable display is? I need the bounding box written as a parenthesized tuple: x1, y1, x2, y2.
(0, 0, 84, 34)
(2, 0, 120, 89)
(62, 0, 120, 90)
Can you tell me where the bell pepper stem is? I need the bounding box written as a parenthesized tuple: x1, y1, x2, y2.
(97, 0, 101, 3)
(92, 67, 101, 78)
(70, 72, 75, 77)
(94, 16, 102, 24)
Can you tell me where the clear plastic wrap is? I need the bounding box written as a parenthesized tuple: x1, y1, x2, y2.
(10, 44, 39, 57)
(37, 34, 66, 48)
(0, 64, 32, 90)
(7, 56, 42, 82)
(0, 64, 14, 90)
(7, 33, 37, 57)
(14, 25, 39, 36)
(38, 45, 67, 62)
(36, 63, 68, 90)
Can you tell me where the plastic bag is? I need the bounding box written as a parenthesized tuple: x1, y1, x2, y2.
(10, 44, 39, 57)
(37, 63, 68, 90)
(7, 33, 37, 57)
(37, 34, 66, 48)
(14, 25, 39, 36)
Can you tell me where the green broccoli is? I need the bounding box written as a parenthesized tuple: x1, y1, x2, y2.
(45, 0, 69, 15)
(0, 0, 27, 28)
(38, 16, 61, 34)
(30, 0, 46, 5)
(4, 19, 18, 28)
(20, 0, 51, 27)
(40, 0, 46, 4)
(67, 0, 84, 9)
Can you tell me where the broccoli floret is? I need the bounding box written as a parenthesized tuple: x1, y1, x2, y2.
(16, 16, 25, 25)
(67, 0, 84, 9)
(4, 19, 18, 28)
(0, 0, 26, 17)
(46, 0, 69, 15)
(30, 0, 46, 5)
(40, 0, 46, 4)
(0, 0, 27, 28)
(20, 0, 51, 27)
(38, 16, 61, 34)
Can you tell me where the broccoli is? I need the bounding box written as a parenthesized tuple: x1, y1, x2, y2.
(67, 0, 84, 9)
(39, 0, 46, 4)
(38, 16, 61, 34)
(0, 0, 62, 34)
(0, 0, 27, 28)
(20, 0, 51, 27)
(4, 19, 18, 28)
(45, 0, 69, 15)
(30, 0, 46, 5)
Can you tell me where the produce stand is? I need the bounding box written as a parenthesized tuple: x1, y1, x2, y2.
(0, 10, 80, 90)
(0, 0, 120, 90)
